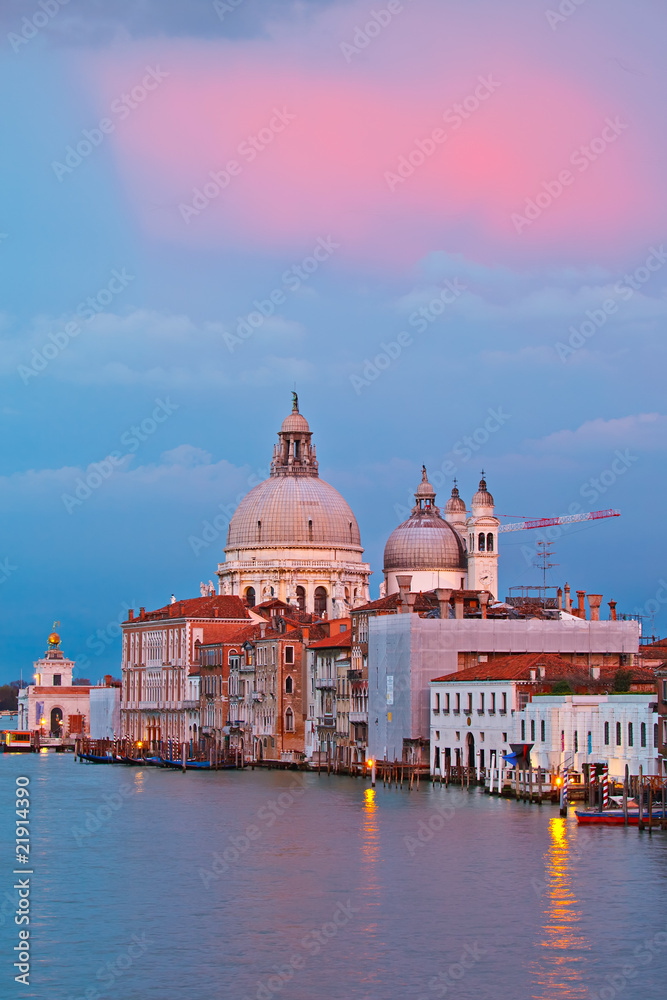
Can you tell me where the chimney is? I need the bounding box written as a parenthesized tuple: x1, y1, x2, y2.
(478, 592, 489, 620)
(213, 609, 219, 618)
(396, 575, 412, 613)
(260, 622, 266, 638)
(608, 600, 617, 621)
(139, 607, 145, 620)
(435, 588, 452, 620)
(576, 591, 586, 619)
(104, 674, 112, 686)
(179, 602, 185, 616)
(302, 626, 309, 643)
(591, 665, 600, 680)
(564, 584, 571, 613)
(406, 593, 417, 615)
(454, 593, 465, 620)
(557, 588, 562, 611)
(587, 594, 602, 622)
(530, 668, 536, 681)
(128, 609, 134, 621)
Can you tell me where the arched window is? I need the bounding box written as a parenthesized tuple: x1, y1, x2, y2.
(50, 707, 63, 735)
(478, 532, 485, 552)
(296, 586, 306, 612)
(530, 719, 535, 741)
(245, 587, 256, 608)
(256, 520, 262, 541)
(486, 533, 494, 552)
(628, 722, 634, 747)
(308, 519, 313, 542)
(574, 731, 578, 752)
(521, 719, 525, 740)
(285, 675, 293, 694)
(540, 719, 545, 742)
(285, 708, 294, 732)
(641, 722, 647, 748)
(604, 721, 610, 745)
(616, 721, 622, 746)
(314, 587, 327, 617)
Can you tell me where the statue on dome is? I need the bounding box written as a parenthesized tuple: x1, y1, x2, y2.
(47, 622, 61, 648)
(292, 390, 298, 412)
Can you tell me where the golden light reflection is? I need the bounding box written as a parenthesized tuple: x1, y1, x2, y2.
(530, 817, 591, 999)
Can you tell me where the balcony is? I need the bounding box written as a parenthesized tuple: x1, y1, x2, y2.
(251, 692, 264, 702)
(349, 710, 367, 724)
(315, 677, 337, 690)
(317, 716, 336, 728)
(239, 664, 255, 673)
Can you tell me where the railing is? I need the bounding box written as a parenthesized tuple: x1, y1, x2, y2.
(317, 716, 336, 728)
(349, 711, 367, 723)
(315, 677, 336, 690)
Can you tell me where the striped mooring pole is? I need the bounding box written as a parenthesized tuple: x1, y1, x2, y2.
(602, 764, 609, 810)
(560, 768, 569, 817)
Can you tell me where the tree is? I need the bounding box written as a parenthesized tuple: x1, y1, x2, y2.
(551, 680, 572, 695)
(0, 685, 18, 711)
(613, 669, 633, 693)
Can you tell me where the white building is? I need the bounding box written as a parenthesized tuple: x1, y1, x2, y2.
(429, 655, 658, 778)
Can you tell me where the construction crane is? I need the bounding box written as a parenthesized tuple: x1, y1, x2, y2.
(498, 508, 620, 533)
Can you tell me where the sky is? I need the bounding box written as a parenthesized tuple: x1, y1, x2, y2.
(1, 0, 666, 683)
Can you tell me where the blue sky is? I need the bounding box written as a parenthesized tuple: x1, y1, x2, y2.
(1, 0, 666, 682)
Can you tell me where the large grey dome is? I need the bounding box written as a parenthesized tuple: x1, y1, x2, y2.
(226, 476, 362, 549)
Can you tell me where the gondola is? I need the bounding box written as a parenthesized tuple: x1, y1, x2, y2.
(78, 752, 115, 764)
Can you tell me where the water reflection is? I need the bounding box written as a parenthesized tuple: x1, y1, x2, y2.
(531, 818, 591, 999)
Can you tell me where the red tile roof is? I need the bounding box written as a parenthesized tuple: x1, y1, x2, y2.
(126, 595, 249, 624)
(431, 653, 656, 687)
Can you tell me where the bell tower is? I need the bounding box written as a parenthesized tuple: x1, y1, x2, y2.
(466, 474, 500, 599)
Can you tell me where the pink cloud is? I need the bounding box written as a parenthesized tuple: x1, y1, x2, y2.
(84, 2, 664, 270)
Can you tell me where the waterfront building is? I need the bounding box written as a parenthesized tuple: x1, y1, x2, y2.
(306, 626, 354, 766)
(120, 595, 250, 745)
(655, 664, 667, 774)
(18, 628, 120, 739)
(217, 395, 371, 617)
(192, 623, 261, 751)
(368, 601, 640, 764)
(251, 618, 313, 763)
(429, 654, 657, 778)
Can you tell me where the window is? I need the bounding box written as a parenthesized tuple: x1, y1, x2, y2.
(501, 693, 507, 713)
(530, 719, 535, 742)
(561, 730, 564, 751)
(434, 693, 440, 713)
(540, 719, 545, 742)
(466, 693, 473, 714)
(285, 676, 293, 694)
(604, 721, 610, 746)
(502, 732, 507, 743)
(521, 719, 526, 740)
(314, 587, 327, 617)
(641, 722, 647, 748)
(491, 692, 496, 712)
(53, 675, 61, 686)
(479, 693, 485, 712)
(296, 586, 306, 612)
(478, 532, 485, 552)
(285, 646, 294, 664)
(486, 533, 494, 553)
(616, 721, 622, 746)
(628, 722, 633, 747)
(285, 708, 294, 732)
(245, 586, 256, 608)
(574, 731, 578, 752)
(455, 693, 460, 713)
(444, 693, 450, 712)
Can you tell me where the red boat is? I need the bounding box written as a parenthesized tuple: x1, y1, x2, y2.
(575, 807, 665, 825)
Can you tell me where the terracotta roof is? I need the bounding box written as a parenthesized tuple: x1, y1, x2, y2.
(431, 654, 657, 688)
(198, 623, 263, 648)
(126, 595, 249, 624)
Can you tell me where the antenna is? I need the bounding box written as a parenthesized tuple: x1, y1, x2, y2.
(533, 541, 558, 607)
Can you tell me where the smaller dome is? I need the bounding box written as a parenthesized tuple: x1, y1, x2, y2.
(445, 485, 466, 514)
(415, 465, 436, 498)
(281, 411, 310, 434)
(472, 477, 494, 507)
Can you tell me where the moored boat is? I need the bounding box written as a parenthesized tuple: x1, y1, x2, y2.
(575, 807, 666, 825)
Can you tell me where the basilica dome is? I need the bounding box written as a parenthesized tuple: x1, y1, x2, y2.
(227, 476, 362, 549)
